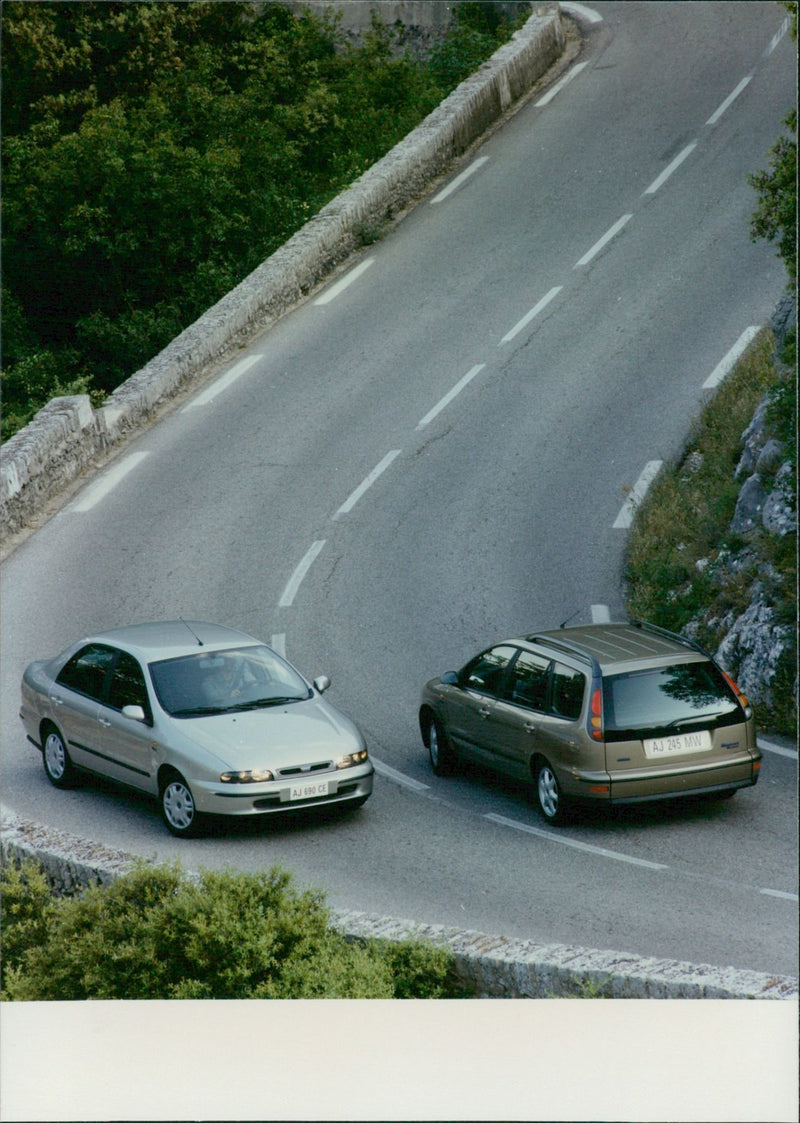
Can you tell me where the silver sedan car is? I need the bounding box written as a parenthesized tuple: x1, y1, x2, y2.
(20, 621, 374, 836)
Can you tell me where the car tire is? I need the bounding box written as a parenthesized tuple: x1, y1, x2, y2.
(535, 759, 570, 826)
(427, 715, 457, 777)
(42, 725, 80, 789)
(160, 772, 204, 838)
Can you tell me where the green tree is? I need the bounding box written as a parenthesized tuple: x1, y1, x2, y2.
(748, 3, 797, 291)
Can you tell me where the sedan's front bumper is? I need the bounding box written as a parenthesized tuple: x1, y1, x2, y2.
(194, 761, 375, 816)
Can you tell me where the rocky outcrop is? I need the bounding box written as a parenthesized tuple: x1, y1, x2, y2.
(690, 299, 796, 726)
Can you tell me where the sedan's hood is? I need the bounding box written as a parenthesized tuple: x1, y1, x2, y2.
(168, 698, 363, 770)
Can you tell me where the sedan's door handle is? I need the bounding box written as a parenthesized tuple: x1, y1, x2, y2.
(98, 717, 112, 728)
(524, 723, 537, 734)
(478, 707, 492, 718)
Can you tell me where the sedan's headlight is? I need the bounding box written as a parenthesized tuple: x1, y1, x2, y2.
(335, 748, 369, 770)
(220, 769, 275, 783)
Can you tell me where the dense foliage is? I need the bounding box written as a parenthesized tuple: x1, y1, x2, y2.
(0, 858, 467, 1000)
(1, 1, 525, 440)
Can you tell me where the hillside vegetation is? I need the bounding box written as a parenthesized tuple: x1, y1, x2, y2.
(1, 0, 525, 440)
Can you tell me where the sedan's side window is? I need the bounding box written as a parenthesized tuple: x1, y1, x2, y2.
(505, 650, 550, 711)
(551, 662, 586, 720)
(108, 652, 150, 717)
(56, 644, 116, 702)
(461, 645, 516, 697)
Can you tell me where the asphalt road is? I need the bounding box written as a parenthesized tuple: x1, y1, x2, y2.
(1, 1, 796, 978)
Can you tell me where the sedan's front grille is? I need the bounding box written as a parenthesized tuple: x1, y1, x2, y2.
(276, 760, 331, 777)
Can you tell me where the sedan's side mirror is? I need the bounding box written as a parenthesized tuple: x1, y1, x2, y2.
(440, 671, 458, 685)
(313, 675, 331, 695)
(122, 704, 147, 722)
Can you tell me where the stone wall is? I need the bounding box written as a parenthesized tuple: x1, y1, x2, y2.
(2, 808, 796, 1000)
(1, 6, 564, 545)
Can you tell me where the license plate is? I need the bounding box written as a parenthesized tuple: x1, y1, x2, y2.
(643, 730, 713, 758)
(289, 779, 330, 801)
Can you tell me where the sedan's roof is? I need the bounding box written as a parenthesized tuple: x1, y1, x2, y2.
(86, 620, 260, 662)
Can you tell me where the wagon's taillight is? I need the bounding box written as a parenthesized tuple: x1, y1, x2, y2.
(721, 669, 752, 717)
(589, 687, 603, 741)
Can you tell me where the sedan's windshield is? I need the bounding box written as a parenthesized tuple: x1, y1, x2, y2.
(602, 660, 741, 739)
(149, 645, 311, 717)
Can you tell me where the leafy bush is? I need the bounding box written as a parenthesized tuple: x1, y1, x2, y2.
(0, 859, 467, 1000)
(1, 1, 523, 439)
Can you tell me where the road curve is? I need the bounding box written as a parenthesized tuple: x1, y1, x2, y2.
(1, 2, 797, 983)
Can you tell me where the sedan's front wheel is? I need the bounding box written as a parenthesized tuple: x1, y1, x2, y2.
(43, 726, 80, 789)
(160, 772, 204, 838)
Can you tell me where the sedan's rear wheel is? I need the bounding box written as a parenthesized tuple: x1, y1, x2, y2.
(161, 773, 204, 838)
(428, 715, 457, 777)
(536, 760, 570, 825)
(43, 726, 80, 789)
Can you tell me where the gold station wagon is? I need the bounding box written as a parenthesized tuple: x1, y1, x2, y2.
(419, 621, 760, 824)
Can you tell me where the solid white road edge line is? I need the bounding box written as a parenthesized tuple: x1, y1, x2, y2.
(429, 157, 489, 204)
(703, 326, 760, 388)
(278, 540, 326, 607)
(485, 812, 668, 869)
(706, 76, 752, 126)
(643, 142, 697, 195)
(613, 460, 663, 529)
(416, 365, 486, 429)
(313, 258, 375, 305)
(69, 452, 150, 513)
(333, 450, 402, 519)
(499, 286, 563, 344)
(182, 354, 261, 410)
(559, 3, 603, 25)
(758, 738, 798, 760)
(534, 62, 588, 107)
(574, 214, 633, 267)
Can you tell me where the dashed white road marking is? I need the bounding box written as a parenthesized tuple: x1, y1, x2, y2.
(416, 365, 486, 429)
(499, 287, 563, 344)
(430, 157, 489, 204)
(643, 142, 697, 195)
(333, 450, 402, 519)
(182, 354, 261, 410)
(613, 460, 663, 529)
(706, 76, 752, 125)
(278, 540, 326, 607)
(485, 812, 668, 869)
(372, 758, 430, 792)
(765, 16, 790, 57)
(703, 326, 760, 388)
(591, 604, 612, 623)
(270, 633, 287, 658)
(70, 452, 150, 512)
(535, 62, 588, 107)
(574, 214, 633, 267)
(314, 258, 375, 305)
(760, 888, 799, 902)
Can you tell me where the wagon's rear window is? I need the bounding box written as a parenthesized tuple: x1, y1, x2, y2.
(602, 660, 742, 739)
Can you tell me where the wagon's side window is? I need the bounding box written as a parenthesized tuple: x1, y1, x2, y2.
(56, 644, 115, 702)
(551, 662, 586, 720)
(505, 650, 550, 711)
(461, 645, 516, 697)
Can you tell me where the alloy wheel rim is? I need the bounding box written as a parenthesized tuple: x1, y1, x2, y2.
(429, 724, 439, 766)
(164, 781, 195, 829)
(538, 767, 558, 818)
(45, 733, 65, 779)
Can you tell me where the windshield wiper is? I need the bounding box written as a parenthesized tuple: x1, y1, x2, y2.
(228, 695, 306, 711)
(666, 711, 725, 729)
(171, 705, 228, 717)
